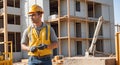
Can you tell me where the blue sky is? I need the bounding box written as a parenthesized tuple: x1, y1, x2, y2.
(114, 0, 120, 24)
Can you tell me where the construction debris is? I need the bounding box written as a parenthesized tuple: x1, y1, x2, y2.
(52, 55, 64, 65)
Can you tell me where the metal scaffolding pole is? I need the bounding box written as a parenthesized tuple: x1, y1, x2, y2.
(67, 0, 71, 57)
(3, 0, 8, 59)
(58, 0, 62, 55)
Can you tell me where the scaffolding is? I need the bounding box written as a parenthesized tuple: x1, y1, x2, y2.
(0, 0, 21, 54)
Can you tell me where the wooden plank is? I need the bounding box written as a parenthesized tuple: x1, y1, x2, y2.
(47, 15, 109, 23)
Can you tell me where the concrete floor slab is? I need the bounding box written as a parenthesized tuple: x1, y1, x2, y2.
(63, 57, 116, 65)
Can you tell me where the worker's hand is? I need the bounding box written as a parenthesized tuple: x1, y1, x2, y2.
(29, 46, 37, 52)
(37, 44, 47, 50)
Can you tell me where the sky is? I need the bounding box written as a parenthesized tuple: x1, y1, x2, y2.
(114, 0, 120, 24)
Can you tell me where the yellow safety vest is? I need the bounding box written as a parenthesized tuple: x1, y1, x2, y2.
(27, 25, 52, 56)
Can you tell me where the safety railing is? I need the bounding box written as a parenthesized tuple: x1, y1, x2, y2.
(0, 41, 13, 65)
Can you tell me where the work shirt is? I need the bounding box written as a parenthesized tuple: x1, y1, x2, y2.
(21, 22, 58, 48)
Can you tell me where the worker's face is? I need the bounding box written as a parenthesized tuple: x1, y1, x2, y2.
(29, 12, 42, 23)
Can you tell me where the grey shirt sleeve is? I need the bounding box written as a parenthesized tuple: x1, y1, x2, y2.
(50, 27, 58, 43)
(21, 28, 29, 45)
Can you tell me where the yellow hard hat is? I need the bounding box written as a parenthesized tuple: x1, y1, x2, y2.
(28, 4, 44, 14)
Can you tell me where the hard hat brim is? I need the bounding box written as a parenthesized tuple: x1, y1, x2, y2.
(28, 12, 35, 14)
(28, 11, 44, 14)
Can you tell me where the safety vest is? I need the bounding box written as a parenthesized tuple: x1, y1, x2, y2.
(27, 25, 52, 56)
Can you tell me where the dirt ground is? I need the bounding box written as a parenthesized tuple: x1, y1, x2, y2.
(13, 62, 27, 65)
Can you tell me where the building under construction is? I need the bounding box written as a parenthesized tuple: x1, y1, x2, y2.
(0, 0, 115, 61)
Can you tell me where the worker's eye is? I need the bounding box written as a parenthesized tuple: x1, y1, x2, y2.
(28, 14, 36, 17)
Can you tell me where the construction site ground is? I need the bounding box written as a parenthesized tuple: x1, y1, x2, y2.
(13, 57, 116, 65)
(13, 62, 27, 65)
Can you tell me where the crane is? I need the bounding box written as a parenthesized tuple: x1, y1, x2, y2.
(85, 16, 104, 57)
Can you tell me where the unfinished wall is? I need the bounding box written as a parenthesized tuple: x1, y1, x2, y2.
(60, 0, 75, 16)
(60, 21, 81, 56)
(69, 0, 75, 16)
(7, 7, 20, 15)
(103, 40, 111, 54)
(102, 5, 109, 21)
(81, 41, 87, 55)
(7, 24, 21, 32)
(60, 0, 67, 16)
(61, 40, 76, 56)
(70, 40, 76, 56)
(61, 40, 68, 56)
(81, 22, 89, 55)
(103, 23, 110, 39)
(81, 22, 88, 38)
(70, 22, 75, 37)
(60, 22, 67, 37)
(75, 1, 86, 17)
(102, 0, 115, 53)
(42, 0, 50, 20)
(20, 0, 29, 34)
(108, 0, 115, 53)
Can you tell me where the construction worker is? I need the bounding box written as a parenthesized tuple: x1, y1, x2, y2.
(21, 4, 58, 65)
